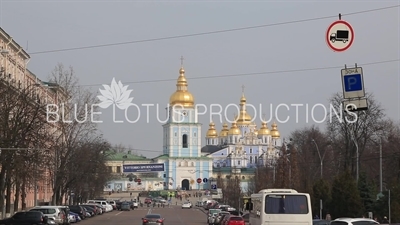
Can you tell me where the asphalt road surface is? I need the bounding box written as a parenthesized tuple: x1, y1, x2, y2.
(81, 205, 207, 225)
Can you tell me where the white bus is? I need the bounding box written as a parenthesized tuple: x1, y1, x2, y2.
(245, 189, 312, 225)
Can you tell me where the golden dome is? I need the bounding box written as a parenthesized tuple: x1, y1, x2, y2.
(206, 122, 218, 138)
(258, 121, 271, 136)
(270, 122, 280, 138)
(235, 93, 253, 125)
(169, 67, 195, 108)
(219, 123, 229, 137)
(228, 122, 241, 135)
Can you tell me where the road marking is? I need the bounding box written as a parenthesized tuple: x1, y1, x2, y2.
(147, 208, 152, 214)
(115, 212, 123, 216)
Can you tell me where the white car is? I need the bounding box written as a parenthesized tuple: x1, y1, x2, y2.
(132, 200, 138, 208)
(182, 202, 192, 209)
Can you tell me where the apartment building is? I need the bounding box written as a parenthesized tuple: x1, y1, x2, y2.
(0, 27, 58, 212)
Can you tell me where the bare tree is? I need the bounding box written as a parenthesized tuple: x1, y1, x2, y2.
(47, 63, 103, 205)
(223, 174, 242, 209)
(288, 143, 301, 190)
(0, 80, 50, 213)
(327, 92, 386, 178)
(113, 143, 126, 153)
(274, 144, 289, 188)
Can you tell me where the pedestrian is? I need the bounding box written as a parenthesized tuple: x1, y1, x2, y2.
(130, 192, 132, 197)
(326, 213, 331, 221)
(382, 216, 389, 224)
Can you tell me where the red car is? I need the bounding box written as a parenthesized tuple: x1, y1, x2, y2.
(144, 198, 152, 204)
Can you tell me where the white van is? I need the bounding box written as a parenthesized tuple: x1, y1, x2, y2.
(87, 200, 113, 212)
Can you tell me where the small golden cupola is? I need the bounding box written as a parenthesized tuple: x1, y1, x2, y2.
(235, 85, 252, 126)
(228, 121, 241, 135)
(169, 59, 195, 108)
(206, 122, 218, 138)
(258, 121, 271, 136)
(270, 122, 280, 138)
(219, 123, 229, 137)
(253, 124, 258, 136)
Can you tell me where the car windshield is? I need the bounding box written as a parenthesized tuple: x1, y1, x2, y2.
(145, 214, 161, 218)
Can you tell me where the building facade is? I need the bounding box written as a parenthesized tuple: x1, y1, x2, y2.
(0, 27, 60, 213)
(104, 151, 165, 192)
(201, 92, 283, 191)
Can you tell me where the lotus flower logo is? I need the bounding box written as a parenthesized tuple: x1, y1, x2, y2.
(97, 78, 134, 109)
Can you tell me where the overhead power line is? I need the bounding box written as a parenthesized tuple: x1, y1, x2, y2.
(80, 58, 400, 87)
(28, 4, 400, 55)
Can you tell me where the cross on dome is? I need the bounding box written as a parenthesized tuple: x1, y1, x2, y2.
(180, 56, 185, 67)
(242, 84, 245, 94)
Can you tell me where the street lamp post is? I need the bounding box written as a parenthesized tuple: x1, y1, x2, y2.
(379, 137, 383, 193)
(350, 131, 359, 182)
(311, 139, 326, 179)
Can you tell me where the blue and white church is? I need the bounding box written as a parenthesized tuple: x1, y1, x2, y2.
(153, 65, 213, 191)
(153, 63, 283, 191)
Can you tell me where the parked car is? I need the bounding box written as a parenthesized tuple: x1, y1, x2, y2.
(68, 205, 86, 220)
(29, 206, 67, 225)
(120, 202, 131, 211)
(0, 211, 53, 225)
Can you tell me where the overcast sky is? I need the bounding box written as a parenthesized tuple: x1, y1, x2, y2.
(1, 0, 399, 158)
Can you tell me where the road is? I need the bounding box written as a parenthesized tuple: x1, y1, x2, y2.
(81, 205, 207, 225)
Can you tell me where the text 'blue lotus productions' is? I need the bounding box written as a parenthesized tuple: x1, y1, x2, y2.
(344, 74, 362, 92)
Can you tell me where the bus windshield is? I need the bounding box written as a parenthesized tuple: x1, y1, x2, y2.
(265, 194, 308, 214)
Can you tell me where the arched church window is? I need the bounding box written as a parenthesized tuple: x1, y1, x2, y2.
(250, 156, 253, 163)
(242, 176, 245, 180)
(237, 160, 240, 165)
(217, 163, 220, 168)
(223, 163, 226, 167)
(250, 148, 253, 153)
(182, 134, 188, 148)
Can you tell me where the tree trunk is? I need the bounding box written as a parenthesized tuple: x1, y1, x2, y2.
(6, 176, 12, 215)
(13, 179, 20, 213)
(21, 180, 26, 210)
(0, 167, 6, 218)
